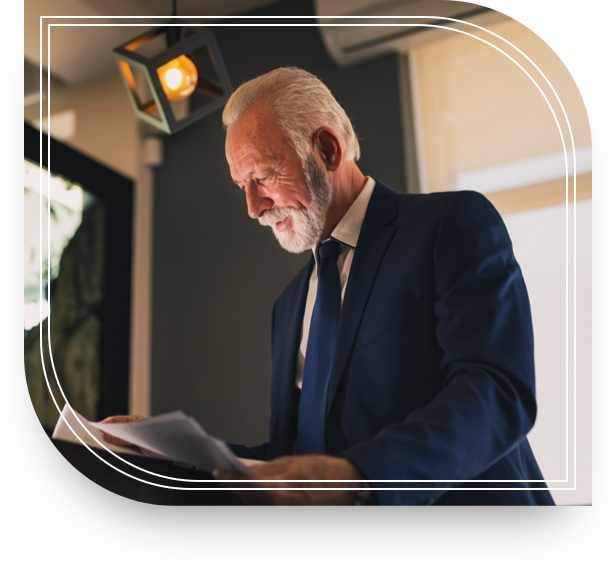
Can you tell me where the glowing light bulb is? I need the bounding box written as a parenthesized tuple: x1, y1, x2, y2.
(157, 55, 198, 102)
(165, 68, 183, 90)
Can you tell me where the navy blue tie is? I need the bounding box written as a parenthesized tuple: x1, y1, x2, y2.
(296, 239, 341, 455)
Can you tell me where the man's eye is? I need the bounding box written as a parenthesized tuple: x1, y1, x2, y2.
(257, 173, 275, 184)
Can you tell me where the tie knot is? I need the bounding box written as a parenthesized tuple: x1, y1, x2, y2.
(318, 239, 340, 262)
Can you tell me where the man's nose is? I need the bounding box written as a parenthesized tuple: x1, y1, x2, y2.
(245, 181, 273, 219)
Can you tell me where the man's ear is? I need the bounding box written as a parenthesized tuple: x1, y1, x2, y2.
(313, 128, 342, 172)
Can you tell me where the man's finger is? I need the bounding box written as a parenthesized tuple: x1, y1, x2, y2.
(214, 481, 303, 505)
(212, 468, 254, 481)
(99, 415, 145, 424)
(242, 458, 297, 480)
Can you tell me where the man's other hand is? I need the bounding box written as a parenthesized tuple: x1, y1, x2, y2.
(98, 415, 164, 458)
(213, 455, 368, 505)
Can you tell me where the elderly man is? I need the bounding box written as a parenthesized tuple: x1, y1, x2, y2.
(106, 67, 554, 506)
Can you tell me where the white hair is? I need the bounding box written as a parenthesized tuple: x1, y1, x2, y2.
(222, 67, 361, 164)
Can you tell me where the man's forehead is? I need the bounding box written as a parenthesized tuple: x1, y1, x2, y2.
(225, 122, 274, 163)
(227, 109, 265, 154)
(225, 99, 292, 167)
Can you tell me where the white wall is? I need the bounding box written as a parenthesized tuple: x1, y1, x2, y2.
(503, 200, 591, 505)
(412, 17, 591, 195)
(407, 13, 592, 503)
(24, 70, 139, 180)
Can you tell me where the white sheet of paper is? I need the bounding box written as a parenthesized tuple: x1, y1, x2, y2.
(92, 411, 257, 476)
(52, 404, 136, 455)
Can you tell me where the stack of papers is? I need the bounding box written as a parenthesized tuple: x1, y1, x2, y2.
(52, 405, 257, 476)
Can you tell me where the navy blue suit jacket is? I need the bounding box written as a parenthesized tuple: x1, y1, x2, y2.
(232, 181, 554, 506)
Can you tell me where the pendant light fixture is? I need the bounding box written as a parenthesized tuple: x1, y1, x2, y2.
(113, 0, 232, 134)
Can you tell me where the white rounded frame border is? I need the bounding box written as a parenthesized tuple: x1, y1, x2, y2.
(37, 14, 580, 492)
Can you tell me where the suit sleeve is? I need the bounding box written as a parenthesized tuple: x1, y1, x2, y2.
(340, 191, 537, 505)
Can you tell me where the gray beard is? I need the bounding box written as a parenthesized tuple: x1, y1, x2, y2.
(258, 152, 332, 254)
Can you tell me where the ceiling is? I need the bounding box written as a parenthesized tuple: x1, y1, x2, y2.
(81, 0, 284, 17)
(25, 0, 285, 85)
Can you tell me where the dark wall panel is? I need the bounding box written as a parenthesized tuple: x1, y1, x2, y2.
(151, 0, 407, 445)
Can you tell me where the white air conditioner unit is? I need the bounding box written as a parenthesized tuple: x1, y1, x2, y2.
(315, 0, 509, 67)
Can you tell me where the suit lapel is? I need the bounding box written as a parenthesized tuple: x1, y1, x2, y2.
(271, 255, 314, 456)
(326, 182, 398, 416)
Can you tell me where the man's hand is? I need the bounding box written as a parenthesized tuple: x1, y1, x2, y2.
(98, 415, 165, 458)
(213, 455, 368, 505)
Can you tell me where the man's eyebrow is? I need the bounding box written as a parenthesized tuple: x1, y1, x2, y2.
(232, 166, 277, 185)
(231, 170, 254, 185)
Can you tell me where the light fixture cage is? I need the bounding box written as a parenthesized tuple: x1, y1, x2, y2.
(113, 27, 232, 134)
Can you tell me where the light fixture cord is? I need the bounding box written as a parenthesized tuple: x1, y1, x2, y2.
(167, 0, 181, 46)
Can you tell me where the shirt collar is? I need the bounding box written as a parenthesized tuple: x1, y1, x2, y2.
(311, 176, 376, 261)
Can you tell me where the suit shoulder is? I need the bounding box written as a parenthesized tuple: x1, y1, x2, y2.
(396, 189, 493, 206)
(395, 190, 502, 222)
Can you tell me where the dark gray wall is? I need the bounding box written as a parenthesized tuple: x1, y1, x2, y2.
(151, 0, 407, 445)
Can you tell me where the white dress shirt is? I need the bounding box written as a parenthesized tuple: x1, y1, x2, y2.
(295, 176, 376, 389)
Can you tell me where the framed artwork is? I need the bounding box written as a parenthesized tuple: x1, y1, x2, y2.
(24, 122, 133, 433)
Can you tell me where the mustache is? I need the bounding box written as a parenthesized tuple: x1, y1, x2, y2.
(258, 207, 298, 227)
